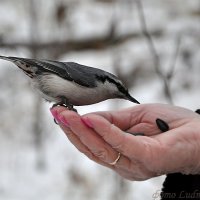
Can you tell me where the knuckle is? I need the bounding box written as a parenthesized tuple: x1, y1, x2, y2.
(99, 124, 127, 154)
(100, 124, 113, 138)
(114, 135, 130, 155)
(65, 130, 74, 137)
(92, 148, 108, 161)
(80, 150, 101, 163)
(79, 149, 94, 159)
(85, 152, 96, 161)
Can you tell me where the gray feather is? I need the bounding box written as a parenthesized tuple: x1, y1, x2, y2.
(0, 56, 120, 88)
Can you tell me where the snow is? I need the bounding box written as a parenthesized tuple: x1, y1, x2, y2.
(0, 0, 199, 200)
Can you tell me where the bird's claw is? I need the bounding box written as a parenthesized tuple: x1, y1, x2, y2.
(52, 102, 77, 125)
(54, 118, 59, 125)
(52, 103, 77, 112)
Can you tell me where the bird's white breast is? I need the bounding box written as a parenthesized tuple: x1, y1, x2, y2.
(31, 74, 119, 105)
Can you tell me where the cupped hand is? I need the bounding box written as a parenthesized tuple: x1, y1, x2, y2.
(50, 103, 200, 181)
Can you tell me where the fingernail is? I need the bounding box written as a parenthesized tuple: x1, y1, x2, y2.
(50, 108, 58, 118)
(81, 117, 93, 128)
(57, 115, 70, 127)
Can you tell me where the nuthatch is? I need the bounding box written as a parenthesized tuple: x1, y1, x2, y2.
(0, 55, 140, 110)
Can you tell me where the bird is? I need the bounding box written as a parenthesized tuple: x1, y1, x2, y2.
(0, 55, 140, 110)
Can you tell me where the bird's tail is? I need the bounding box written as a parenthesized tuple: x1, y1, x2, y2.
(0, 55, 8, 60)
(0, 55, 18, 62)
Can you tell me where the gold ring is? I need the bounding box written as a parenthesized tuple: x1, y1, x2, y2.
(109, 152, 121, 165)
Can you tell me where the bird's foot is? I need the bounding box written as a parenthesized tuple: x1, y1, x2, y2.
(52, 102, 77, 112)
(52, 103, 77, 125)
(52, 97, 77, 124)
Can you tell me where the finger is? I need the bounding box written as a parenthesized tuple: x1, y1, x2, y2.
(92, 110, 169, 136)
(60, 123, 92, 157)
(81, 113, 159, 161)
(51, 105, 159, 136)
(50, 106, 68, 119)
(59, 123, 115, 170)
(61, 124, 146, 179)
(61, 123, 149, 179)
(56, 109, 124, 165)
(61, 119, 156, 180)
(58, 116, 134, 170)
(127, 122, 161, 136)
(86, 105, 143, 131)
(50, 106, 116, 169)
(60, 121, 134, 171)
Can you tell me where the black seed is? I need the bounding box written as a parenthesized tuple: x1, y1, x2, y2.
(195, 109, 200, 115)
(156, 118, 169, 132)
(127, 132, 145, 136)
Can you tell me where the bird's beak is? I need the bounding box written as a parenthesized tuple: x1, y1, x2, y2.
(126, 94, 140, 104)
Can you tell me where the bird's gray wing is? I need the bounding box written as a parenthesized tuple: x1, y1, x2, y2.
(30, 59, 121, 88)
(41, 60, 108, 88)
(0, 56, 113, 88)
(63, 62, 122, 88)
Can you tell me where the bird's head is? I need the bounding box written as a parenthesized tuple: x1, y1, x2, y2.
(101, 72, 140, 104)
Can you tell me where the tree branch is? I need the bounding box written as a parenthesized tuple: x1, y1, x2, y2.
(136, 0, 175, 104)
(167, 36, 181, 80)
(0, 30, 162, 58)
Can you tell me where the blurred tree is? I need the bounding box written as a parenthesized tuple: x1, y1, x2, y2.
(0, 0, 199, 199)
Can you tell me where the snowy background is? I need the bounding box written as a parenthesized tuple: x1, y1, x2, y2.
(0, 0, 199, 199)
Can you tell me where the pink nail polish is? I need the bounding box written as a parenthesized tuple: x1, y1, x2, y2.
(81, 117, 93, 128)
(58, 115, 70, 127)
(50, 109, 58, 118)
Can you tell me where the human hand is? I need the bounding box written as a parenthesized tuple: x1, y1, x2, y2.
(50, 104, 200, 181)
